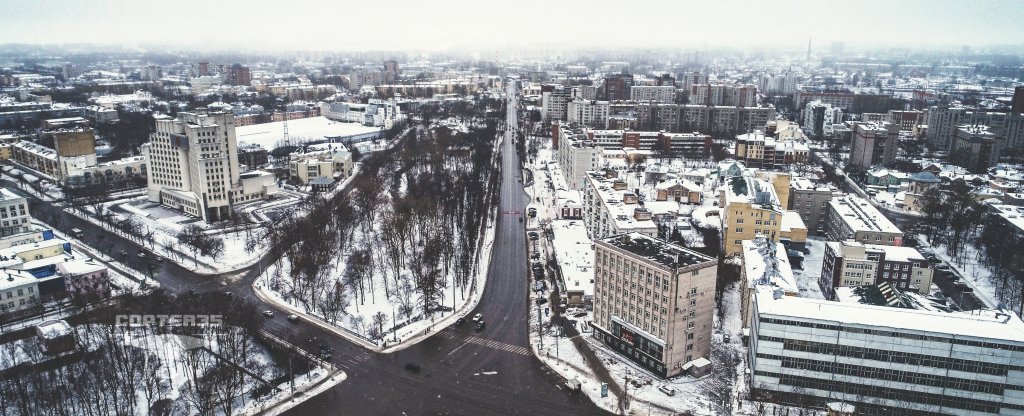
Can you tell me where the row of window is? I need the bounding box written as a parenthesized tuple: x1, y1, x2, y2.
(758, 334, 1023, 375)
(759, 352, 1018, 395)
(756, 370, 1020, 413)
(759, 317, 1024, 351)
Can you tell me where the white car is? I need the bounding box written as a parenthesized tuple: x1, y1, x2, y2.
(658, 385, 677, 396)
(472, 313, 483, 322)
(262, 310, 274, 318)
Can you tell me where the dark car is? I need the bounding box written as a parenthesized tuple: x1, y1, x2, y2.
(456, 317, 466, 326)
(528, 232, 539, 240)
(475, 321, 486, 331)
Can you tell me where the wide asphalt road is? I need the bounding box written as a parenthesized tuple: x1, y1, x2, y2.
(276, 82, 607, 415)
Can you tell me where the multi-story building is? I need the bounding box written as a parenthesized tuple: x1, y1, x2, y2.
(721, 175, 807, 256)
(144, 112, 277, 222)
(825, 195, 903, 245)
(582, 171, 658, 240)
(630, 85, 676, 103)
(820, 240, 932, 297)
(757, 71, 797, 95)
(656, 132, 712, 159)
(57, 259, 110, 300)
(789, 178, 838, 235)
(952, 125, 1004, 173)
(887, 110, 925, 132)
(11, 141, 59, 178)
(237, 144, 269, 169)
(567, 100, 610, 128)
(689, 84, 757, 107)
(734, 132, 810, 169)
(802, 100, 843, 139)
(0, 269, 40, 314)
(592, 233, 718, 377)
(140, 65, 162, 81)
(926, 105, 1024, 151)
(603, 73, 634, 101)
(792, 92, 891, 113)
(0, 188, 31, 237)
(227, 64, 251, 87)
(288, 144, 353, 185)
(557, 133, 601, 190)
(749, 289, 1024, 415)
(849, 121, 898, 169)
(541, 86, 573, 122)
(680, 71, 708, 91)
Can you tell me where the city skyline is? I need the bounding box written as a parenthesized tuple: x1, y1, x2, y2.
(1, 0, 1023, 52)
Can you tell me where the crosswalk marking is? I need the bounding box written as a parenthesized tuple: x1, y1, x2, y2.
(438, 330, 530, 356)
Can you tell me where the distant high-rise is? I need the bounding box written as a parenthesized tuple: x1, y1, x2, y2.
(197, 61, 209, 76)
(1013, 86, 1024, 114)
(849, 122, 898, 169)
(228, 63, 251, 87)
(602, 73, 633, 101)
(383, 60, 400, 83)
(806, 37, 812, 60)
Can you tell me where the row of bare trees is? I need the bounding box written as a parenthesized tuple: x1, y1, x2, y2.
(260, 100, 503, 342)
(0, 291, 289, 416)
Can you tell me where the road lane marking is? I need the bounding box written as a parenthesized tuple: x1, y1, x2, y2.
(447, 341, 470, 357)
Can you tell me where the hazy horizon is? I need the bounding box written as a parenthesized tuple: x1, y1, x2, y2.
(1, 0, 1023, 53)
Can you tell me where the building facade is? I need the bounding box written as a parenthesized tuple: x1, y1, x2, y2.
(952, 125, 1004, 174)
(820, 241, 933, 298)
(849, 122, 898, 169)
(0, 188, 31, 237)
(145, 112, 277, 222)
(593, 233, 718, 378)
(750, 290, 1024, 415)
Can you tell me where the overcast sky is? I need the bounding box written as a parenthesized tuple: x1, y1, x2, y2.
(1, 0, 1022, 52)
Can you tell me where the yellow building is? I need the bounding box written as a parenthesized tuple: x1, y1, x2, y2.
(721, 175, 806, 256)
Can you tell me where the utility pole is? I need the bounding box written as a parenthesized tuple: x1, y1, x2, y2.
(621, 371, 630, 414)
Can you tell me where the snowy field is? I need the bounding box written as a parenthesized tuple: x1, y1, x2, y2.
(235, 117, 381, 149)
(67, 196, 270, 274)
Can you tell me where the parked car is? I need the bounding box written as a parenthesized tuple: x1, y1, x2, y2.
(528, 232, 539, 240)
(472, 313, 483, 322)
(658, 385, 677, 396)
(262, 310, 274, 318)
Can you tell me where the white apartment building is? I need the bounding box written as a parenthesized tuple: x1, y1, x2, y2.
(582, 171, 658, 240)
(567, 100, 610, 128)
(750, 289, 1024, 415)
(145, 112, 277, 222)
(630, 85, 677, 103)
(0, 188, 31, 237)
(0, 269, 39, 313)
(593, 233, 718, 378)
(758, 71, 797, 95)
(824, 195, 903, 245)
(541, 88, 573, 122)
(557, 134, 601, 190)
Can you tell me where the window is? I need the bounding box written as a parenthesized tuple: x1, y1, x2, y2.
(689, 298, 696, 307)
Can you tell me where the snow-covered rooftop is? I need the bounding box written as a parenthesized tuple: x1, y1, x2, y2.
(828, 195, 901, 234)
(235, 116, 380, 149)
(756, 288, 1024, 344)
(550, 220, 594, 297)
(741, 237, 798, 294)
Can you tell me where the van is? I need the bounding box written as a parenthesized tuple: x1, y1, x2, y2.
(71, 228, 84, 238)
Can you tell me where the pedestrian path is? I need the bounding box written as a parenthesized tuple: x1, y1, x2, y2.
(438, 330, 531, 356)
